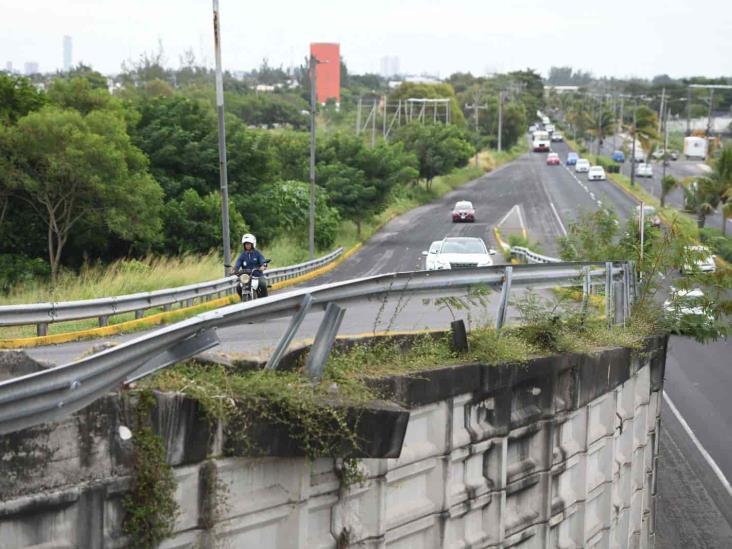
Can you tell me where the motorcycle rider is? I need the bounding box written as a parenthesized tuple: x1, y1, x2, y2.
(234, 233, 268, 298)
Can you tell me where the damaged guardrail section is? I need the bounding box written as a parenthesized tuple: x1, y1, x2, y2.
(0, 334, 667, 548)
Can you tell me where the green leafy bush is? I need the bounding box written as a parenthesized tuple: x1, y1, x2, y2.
(699, 227, 732, 262)
(0, 254, 50, 294)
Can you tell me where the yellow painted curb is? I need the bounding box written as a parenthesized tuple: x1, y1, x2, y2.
(0, 244, 364, 349)
(493, 226, 511, 254)
(0, 295, 238, 349)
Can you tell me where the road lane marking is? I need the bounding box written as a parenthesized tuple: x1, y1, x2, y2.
(549, 202, 568, 236)
(663, 391, 732, 498)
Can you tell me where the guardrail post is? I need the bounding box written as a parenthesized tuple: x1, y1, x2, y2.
(37, 323, 48, 337)
(99, 315, 109, 327)
(163, 304, 172, 312)
(613, 281, 626, 325)
(265, 294, 314, 370)
(135, 310, 144, 320)
(495, 266, 513, 330)
(605, 262, 613, 327)
(581, 266, 591, 316)
(450, 319, 469, 353)
(305, 303, 346, 381)
(623, 266, 632, 321)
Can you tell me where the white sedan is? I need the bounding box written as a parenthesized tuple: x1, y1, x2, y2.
(588, 166, 606, 181)
(424, 237, 496, 270)
(575, 159, 590, 173)
(423, 240, 442, 270)
(663, 287, 714, 331)
(681, 245, 716, 274)
(636, 163, 653, 178)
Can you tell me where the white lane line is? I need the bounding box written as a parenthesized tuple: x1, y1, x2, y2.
(663, 391, 732, 498)
(496, 204, 518, 227)
(516, 204, 528, 239)
(549, 202, 568, 236)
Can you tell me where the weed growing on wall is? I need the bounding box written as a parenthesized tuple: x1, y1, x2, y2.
(122, 391, 179, 549)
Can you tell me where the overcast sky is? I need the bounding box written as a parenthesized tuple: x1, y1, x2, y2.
(2, 0, 731, 79)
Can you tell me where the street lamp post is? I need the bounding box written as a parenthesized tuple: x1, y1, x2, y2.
(212, 0, 231, 275)
(630, 106, 637, 188)
(308, 54, 318, 260)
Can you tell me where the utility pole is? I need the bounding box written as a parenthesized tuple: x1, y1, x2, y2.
(686, 86, 691, 136)
(657, 87, 665, 135)
(497, 91, 504, 152)
(661, 107, 670, 183)
(639, 200, 645, 266)
(465, 91, 487, 167)
(371, 98, 377, 148)
(355, 97, 362, 136)
(630, 106, 637, 187)
(706, 88, 714, 137)
(212, 0, 231, 276)
(308, 54, 318, 260)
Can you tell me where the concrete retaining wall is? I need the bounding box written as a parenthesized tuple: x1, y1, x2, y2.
(0, 336, 667, 548)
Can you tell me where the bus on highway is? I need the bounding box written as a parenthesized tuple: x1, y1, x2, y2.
(532, 130, 550, 152)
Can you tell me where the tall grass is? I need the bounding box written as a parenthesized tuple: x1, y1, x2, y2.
(1, 253, 225, 305)
(1, 146, 524, 307)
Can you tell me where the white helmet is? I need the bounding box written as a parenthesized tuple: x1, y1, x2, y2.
(241, 233, 257, 247)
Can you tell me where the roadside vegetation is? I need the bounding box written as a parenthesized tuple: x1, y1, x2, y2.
(142, 289, 658, 459)
(0, 58, 535, 304)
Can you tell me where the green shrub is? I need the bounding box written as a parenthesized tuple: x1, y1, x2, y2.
(699, 228, 732, 262)
(0, 254, 50, 294)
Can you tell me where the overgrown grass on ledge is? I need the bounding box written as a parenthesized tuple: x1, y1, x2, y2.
(145, 312, 657, 424)
(140, 296, 658, 459)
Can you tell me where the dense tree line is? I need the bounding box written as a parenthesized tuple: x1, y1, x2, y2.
(0, 69, 475, 286)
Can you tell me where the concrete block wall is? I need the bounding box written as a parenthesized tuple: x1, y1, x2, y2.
(0, 336, 667, 548)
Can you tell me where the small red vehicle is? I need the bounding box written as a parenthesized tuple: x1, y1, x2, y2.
(546, 152, 561, 166)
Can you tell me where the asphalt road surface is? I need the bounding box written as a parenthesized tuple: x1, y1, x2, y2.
(21, 145, 732, 543)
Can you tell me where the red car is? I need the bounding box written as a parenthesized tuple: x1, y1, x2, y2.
(546, 152, 560, 166)
(452, 200, 475, 223)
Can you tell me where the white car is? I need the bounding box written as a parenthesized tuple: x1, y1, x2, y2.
(588, 166, 606, 181)
(575, 159, 590, 173)
(681, 245, 716, 274)
(636, 163, 653, 178)
(545, 124, 555, 134)
(425, 237, 496, 270)
(635, 205, 661, 228)
(550, 132, 564, 142)
(663, 287, 714, 330)
(423, 240, 442, 270)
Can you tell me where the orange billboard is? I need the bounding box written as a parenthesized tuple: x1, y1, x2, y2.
(310, 43, 340, 105)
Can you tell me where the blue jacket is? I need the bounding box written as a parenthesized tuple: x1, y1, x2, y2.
(235, 249, 266, 272)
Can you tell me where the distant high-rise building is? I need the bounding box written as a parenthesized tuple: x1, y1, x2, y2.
(63, 35, 73, 71)
(380, 56, 400, 78)
(24, 62, 39, 75)
(310, 43, 340, 105)
(4, 61, 12, 73)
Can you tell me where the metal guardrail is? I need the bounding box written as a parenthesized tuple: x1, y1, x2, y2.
(0, 248, 344, 336)
(0, 261, 633, 436)
(510, 246, 561, 264)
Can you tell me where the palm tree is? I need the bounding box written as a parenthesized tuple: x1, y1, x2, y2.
(722, 201, 732, 237)
(684, 178, 721, 228)
(591, 109, 615, 155)
(629, 105, 659, 157)
(660, 175, 677, 208)
(695, 147, 732, 231)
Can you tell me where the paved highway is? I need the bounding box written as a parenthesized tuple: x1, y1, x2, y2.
(22, 143, 732, 542)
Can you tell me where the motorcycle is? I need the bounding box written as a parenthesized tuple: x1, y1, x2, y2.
(235, 259, 271, 302)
